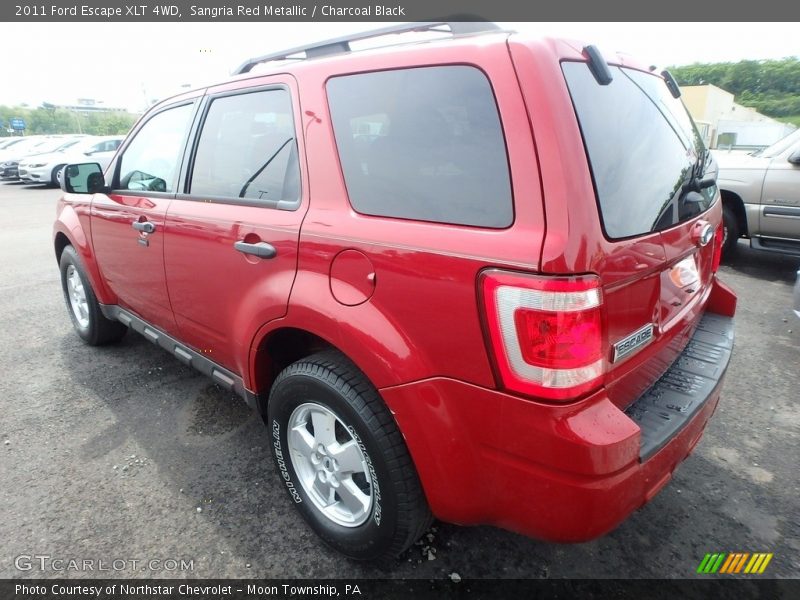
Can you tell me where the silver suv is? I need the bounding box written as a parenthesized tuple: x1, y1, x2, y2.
(714, 129, 800, 257)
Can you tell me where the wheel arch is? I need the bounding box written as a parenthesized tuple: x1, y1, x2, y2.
(250, 326, 337, 408)
(54, 231, 71, 263)
(248, 316, 412, 416)
(720, 189, 749, 237)
(53, 216, 117, 305)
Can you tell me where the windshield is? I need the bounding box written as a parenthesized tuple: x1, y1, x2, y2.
(758, 128, 800, 158)
(563, 63, 712, 240)
(51, 139, 83, 153)
(0, 138, 26, 150)
(71, 138, 104, 153)
(23, 138, 78, 155)
(3, 138, 42, 154)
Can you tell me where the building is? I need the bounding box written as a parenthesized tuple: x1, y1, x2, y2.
(55, 99, 129, 115)
(681, 84, 796, 150)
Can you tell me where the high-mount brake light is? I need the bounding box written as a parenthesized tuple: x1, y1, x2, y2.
(481, 270, 605, 401)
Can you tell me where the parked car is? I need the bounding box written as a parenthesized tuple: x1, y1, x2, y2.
(53, 23, 737, 562)
(19, 136, 123, 186)
(1, 136, 85, 180)
(0, 136, 46, 166)
(0, 137, 31, 151)
(714, 128, 800, 257)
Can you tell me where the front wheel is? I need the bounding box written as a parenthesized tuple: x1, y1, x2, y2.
(59, 245, 127, 345)
(51, 164, 66, 187)
(267, 351, 432, 561)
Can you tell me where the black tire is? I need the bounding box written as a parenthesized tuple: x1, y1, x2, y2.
(722, 204, 739, 256)
(59, 245, 127, 345)
(267, 351, 432, 562)
(51, 164, 65, 187)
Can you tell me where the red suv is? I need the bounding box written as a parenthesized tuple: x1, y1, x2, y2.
(54, 22, 737, 561)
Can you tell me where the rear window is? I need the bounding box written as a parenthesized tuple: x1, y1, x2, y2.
(326, 66, 513, 228)
(563, 62, 712, 239)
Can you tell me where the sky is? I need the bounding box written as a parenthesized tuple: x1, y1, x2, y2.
(1, 22, 798, 113)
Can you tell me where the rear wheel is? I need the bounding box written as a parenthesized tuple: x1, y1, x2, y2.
(59, 245, 127, 345)
(267, 351, 432, 561)
(722, 204, 739, 256)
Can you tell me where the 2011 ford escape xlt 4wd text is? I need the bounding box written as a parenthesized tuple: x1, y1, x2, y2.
(53, 22, 737, 561)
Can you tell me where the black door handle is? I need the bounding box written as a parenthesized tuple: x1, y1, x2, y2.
(234, 241, 277, 259)
(132, 221, 155, 233)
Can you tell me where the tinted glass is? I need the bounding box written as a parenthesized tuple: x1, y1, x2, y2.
(563, 63, 713, 239)
(118, 104, 193, 194)
(190, 89, 300, 205)
(327, 66, 513, 228)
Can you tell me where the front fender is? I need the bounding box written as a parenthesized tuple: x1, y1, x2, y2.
(53, 197, 117, 305)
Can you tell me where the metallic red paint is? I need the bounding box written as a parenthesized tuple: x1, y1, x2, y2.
(54, 196, 116, 305)
(381, 370, 723, 542)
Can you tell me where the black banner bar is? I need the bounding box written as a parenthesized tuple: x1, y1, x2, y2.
(2, 579, 799, 600)
(3, 0, 800, 22)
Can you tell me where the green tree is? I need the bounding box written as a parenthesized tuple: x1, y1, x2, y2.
(0, 104, 139, 137)
(670, 57, 800, 126)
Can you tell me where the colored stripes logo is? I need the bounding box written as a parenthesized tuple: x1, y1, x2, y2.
(697, 552, 773, 574)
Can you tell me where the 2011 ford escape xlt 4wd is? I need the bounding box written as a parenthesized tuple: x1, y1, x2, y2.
(53, 22, 737, 561)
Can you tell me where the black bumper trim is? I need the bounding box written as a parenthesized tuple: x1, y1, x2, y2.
(625, 312, 734, 461)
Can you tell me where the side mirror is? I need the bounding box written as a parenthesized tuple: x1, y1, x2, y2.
(61, 162, 105, 194)
(788, 149, 800, 165)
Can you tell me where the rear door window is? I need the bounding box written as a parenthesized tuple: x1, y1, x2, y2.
(326, 66, 513, 228)
(563, 62, 712, 239)
(188, 88, 300, 207)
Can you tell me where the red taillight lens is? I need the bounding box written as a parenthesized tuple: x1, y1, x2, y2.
(514, 308, 602, 369)
(481, 270, 605, 402)
(712, 224, 724, 272)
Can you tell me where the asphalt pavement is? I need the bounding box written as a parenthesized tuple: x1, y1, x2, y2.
(1, 183, 798, 580)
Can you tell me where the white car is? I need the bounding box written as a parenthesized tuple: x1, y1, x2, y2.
(0, 136, 48, 164)
(0, 137, 32, 152)
(19, 136, 123, 186)
(1, 136, 86, 180)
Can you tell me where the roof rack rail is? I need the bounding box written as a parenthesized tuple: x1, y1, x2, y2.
(233, 21, 501, 75)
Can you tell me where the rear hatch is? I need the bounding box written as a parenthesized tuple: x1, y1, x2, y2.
(560, 60, 721, 409)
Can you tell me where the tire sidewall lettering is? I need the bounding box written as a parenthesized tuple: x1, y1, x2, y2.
(348, 426, 382, 527)
(272, 419, 302, 504)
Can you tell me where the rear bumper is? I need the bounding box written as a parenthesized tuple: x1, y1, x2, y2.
(381, 309, 734, 542)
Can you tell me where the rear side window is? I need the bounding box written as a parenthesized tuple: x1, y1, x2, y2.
(327, 66, 513, 228)
(189, 89, 300, 207)
(563, 62, 712, 239)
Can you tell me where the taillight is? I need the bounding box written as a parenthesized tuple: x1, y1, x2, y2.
(712, 224, 724, 272)
(480, 270, 605, 401)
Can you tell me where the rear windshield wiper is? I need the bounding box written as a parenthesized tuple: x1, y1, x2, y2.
(681, 149, 716, 202)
